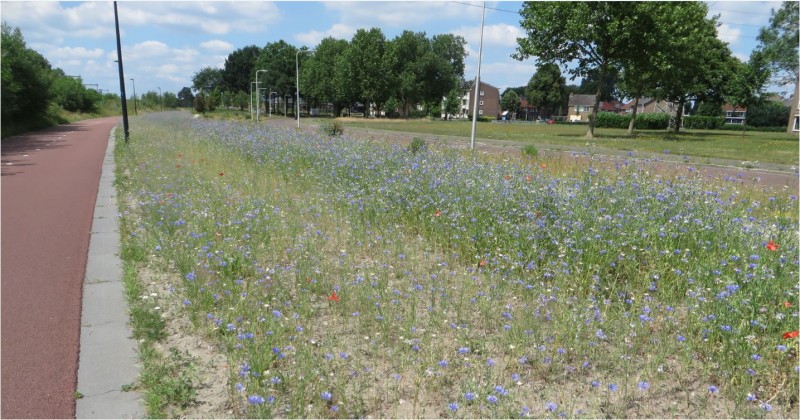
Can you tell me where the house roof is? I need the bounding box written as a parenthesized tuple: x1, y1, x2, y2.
(722, 103, 747, 112)
(621, 97, 656, 109)
(568, 94, 596, 107)
(600, 100, 623, 111)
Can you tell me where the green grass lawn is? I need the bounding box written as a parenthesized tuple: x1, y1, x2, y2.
(322, 118, 799, 166)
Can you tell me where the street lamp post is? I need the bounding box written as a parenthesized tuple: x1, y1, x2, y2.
(296, 49, 316, 128)
(269, 92, 277, 117)
(250, 81, 257, 120)
(255, 70, 267, 121)
(130, 78, 137, 115)
(158, 86, 162, 112)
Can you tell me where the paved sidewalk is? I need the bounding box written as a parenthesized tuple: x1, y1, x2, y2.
(76, 127, 143, 418)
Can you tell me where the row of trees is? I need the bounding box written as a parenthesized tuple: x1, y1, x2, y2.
(1, 23, 115, 129)
(511, 1, 798, 137)
(192, 29, 468, 118)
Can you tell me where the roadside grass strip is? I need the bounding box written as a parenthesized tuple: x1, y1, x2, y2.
(116, 112, 798, 418)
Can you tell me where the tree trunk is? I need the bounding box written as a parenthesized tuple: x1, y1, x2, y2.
(671, 97, 685, 133)
(627, 97, 640, 135)
(586, 61, 607, 139)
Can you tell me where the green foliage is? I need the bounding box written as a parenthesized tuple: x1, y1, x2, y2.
(593, 112, 629, 129)
(320, 121, 344, 137)
(222, 45, 262, 93)
(756, 1, 799, 86)
(695, 100, 724, 116)
(191, 66, 223, 95)
(635, 113, 670, 129)
(500, 90, 521, 116)
(177, 87, 194, 108)
(521, 143, 538, 157)
(140, 345, 198, 417)
(684, 115, 726, 129)
(407, 137, 426, 154)
(50, 75, 99, 113)
(193, 94, 207, 114)
(1, 23, 53, 127)
(747, 101, 790, 127)
(526, 63, 567, 118)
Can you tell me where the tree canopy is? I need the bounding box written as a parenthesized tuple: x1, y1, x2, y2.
(756, 1, 799, 88)
(525, 63, 567, 118)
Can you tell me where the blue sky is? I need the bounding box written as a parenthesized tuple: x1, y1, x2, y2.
(0, 1, 789, 99)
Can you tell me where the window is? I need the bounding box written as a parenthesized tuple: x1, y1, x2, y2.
(582, 106, 590, 112)
(479, 100, 484, 106)
(480, 90, 485, 96)
(478, 109, 484, 115)
(793, 116, 799, 132)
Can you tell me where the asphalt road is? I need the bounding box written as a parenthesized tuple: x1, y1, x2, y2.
(1, 117, 120, 418)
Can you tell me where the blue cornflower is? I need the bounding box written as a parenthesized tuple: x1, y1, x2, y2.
(458, 347, 470, 355)
(330, 405, 338, 412)
(777, 345, 788, 352)
(545, 402, 557, 412)
(608, 383, 618, 392)
(591, 380, 600, 388)
(751, 354, 762, 361)
(486, 358, 496, 367)
(321, 391, 332, 401)
(270, 376, 281, 384)
(448, 402, 459, 412)
(185, 272, 196, 281)
(760, 402, 772, 412)
(708, 385, 718, 394)
(248, 395, 265, 405)
(677, 335, 686, 342)
(465, 392, 477, 401)
(512, 373, 520, 382)
(721, 325, 732, 332)
(494, 385, 508, 396)
(595, 329, 607, 339)
(638, 381, 650, 391)
(487, 395, 499, 404)
(272, 310, 282, 318)
(746, 392, 757, 402)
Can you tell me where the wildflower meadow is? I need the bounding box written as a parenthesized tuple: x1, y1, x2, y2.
(117, 112, 798, 418)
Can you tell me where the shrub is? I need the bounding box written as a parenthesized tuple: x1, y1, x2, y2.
(593, 112, 629, 129)
(521, 144, 538, 158)
(683, 116, 725, 129)
(320, 121, 344, 137)
(635, 113, 670, 129)
(407, 137, 427, 154)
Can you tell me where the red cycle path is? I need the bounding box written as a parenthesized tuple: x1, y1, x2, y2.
(1, 117, 120, 418)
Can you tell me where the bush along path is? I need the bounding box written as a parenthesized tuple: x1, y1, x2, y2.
(117, 112, 798, 418)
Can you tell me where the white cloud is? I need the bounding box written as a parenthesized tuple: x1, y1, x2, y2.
(322, 1, 485, 29)
(200, 40, 234, 52)
(295, 24, 356, 46)
(716, 23, 742, 45)
(453, 23, 524, 47)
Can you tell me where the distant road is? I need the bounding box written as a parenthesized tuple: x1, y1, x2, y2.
(1, 117, 119, 418)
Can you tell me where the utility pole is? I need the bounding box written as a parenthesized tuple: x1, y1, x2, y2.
(130, 78, 137, 115)
(114, 1, 129, 142)
(469, 2, 486, 152)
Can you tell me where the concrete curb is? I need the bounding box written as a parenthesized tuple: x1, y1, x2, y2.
(76, 127, 144, 419)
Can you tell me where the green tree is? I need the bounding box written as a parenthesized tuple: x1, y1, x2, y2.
(347, 28, 391, 117)
(746, 100, 790, 127)
(645, 2, 733, 133)
(500, 90, 521, 119)
(442, 87, 462, 120)
(525, 63, 567, 118)
(177, 87, 194, 108)
(303, 37, 350, 117)
(695, 100, 724, 117)
(513, 2, 642, 139)
(162, 92, 179, 109)
(386, 31, 428, 117)
(50, 74, 96, 113)
(254, 40, 298, 114)
(222, 45, 261, 94)
(194, 94, 207, 114)
(191, 67, 223, 94)
(725, 51, 771, 135)
(1, 23, 53, 125)
(756, 1, 799, 88)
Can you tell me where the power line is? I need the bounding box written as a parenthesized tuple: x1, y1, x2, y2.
(450, 1, 519, 15)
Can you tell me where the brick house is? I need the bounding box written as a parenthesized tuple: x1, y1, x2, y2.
(450, 81, 500, 120)
(567, 94, 625, 122)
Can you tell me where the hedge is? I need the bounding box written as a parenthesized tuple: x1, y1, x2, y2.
(683, 116, 725, 129)
(589, 112, 670, 129)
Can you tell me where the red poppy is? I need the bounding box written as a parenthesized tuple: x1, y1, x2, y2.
(525, 175, 532, 183)
(540, 163, 547, 169)
(783, 330, 799, 339)
(218, 172, 225, 176)
(503, 175, 512, 181)
(176, 164, 182, 168)
(328, 291, 340, 302)
(434, 210, 442, 217)
(783, 301, 793, 308)
(478, 259, 487, 267)
(766, 240, 779, 251)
